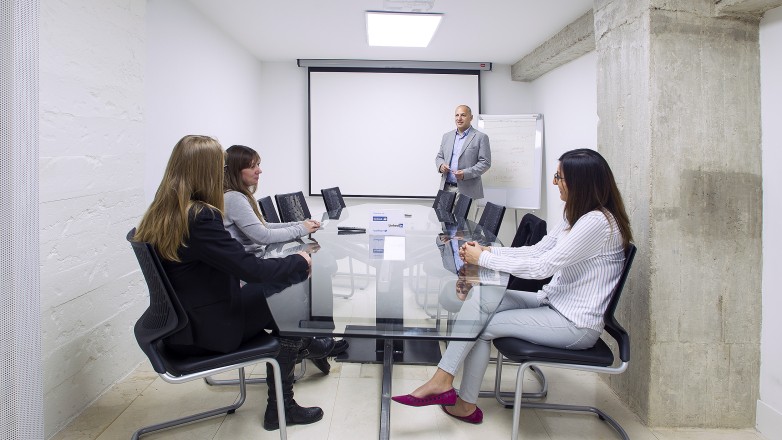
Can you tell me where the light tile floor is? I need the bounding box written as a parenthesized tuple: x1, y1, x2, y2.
(53, 354, 768, 440)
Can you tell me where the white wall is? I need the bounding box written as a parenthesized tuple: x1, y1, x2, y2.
(528, 51, 598, 226)
(758, 6, 782, 439)
(39, 0, 147, 436)
(145, 0, 268, 202)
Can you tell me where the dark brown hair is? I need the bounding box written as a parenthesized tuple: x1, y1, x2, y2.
(559, 149, 633, 249)
(224, 144, 265, 223)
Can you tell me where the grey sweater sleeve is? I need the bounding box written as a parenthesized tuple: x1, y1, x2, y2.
(223, 191, 307, 245)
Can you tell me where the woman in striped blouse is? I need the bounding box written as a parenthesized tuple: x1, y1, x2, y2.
(392, 149, 633, 424)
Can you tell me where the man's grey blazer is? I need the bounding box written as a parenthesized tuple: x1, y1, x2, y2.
(435, 127, 492, 199)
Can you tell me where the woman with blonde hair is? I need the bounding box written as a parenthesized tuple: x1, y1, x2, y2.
(134, 135, 323, 431)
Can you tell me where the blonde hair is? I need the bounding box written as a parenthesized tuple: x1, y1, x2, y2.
(135, 135, 225, 261)
(224, 144, 266, 224)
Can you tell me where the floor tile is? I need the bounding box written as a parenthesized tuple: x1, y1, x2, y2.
(53, 356, 770, 440)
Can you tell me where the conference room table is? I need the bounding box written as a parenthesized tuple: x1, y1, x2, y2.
(264, 203, 508, 440)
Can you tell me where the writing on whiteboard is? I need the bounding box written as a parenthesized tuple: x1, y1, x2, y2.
(477, 114, 544, 210)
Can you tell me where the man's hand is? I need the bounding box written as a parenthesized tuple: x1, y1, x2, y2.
(454, 169, 465, 180)
(439, 164, 450, 174)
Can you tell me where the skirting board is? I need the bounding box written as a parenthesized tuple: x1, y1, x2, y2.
(756, 399, 782, 440)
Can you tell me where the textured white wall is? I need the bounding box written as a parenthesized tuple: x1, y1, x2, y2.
(758, 6, 782, 439)
(39, 0, 147, 436)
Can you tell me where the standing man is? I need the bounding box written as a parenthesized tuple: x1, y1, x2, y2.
(435, 105, 491, 203)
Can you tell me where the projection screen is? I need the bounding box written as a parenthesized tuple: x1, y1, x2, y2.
(308, 68, 481, 198)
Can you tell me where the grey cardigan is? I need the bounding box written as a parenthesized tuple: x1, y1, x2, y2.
(223, 190, 308, 256)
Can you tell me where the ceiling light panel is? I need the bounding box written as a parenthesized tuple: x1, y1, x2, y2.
(366, 11, 443, 47)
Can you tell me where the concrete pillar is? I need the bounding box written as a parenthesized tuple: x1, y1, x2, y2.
(594, 0, 765, 427)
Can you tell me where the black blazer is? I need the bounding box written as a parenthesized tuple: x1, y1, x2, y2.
(160, 207, 309, 353)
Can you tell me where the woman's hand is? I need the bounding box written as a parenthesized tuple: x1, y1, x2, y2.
(303, 219, 320, 233)
(459, 241, 489, 265)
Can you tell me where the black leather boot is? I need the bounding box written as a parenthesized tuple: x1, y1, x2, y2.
(264, 337, 324, 431)
(296, 337, 335, 375)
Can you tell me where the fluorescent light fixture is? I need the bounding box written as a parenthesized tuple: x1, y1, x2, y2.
(366, 11, 442, 47)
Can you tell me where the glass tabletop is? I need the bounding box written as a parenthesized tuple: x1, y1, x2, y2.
(265, 204, 508, 342)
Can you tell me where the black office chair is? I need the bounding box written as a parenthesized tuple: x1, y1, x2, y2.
(506, 213, 552, 293)
(258, 196, 281, 223)
(432, 189, 457, 212)
(493, 244, 637, 440)
(275, 191, 312, 223)
(452, 194, 472, 220)
(320, 187, 346, 213)
(478, 201, 506, 238)
(126, 229, 288, 440)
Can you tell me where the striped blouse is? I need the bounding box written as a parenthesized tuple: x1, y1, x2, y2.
(477, 210, 625, 332)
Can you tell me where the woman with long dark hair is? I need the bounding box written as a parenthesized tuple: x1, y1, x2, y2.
(393, 148, 633, 424)
(223, 144, 320, 255)
(223, 144, 348, 373)
(135, 135, 323, 431)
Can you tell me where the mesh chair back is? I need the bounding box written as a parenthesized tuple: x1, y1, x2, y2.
(275, 191, 312, 222)
(127, 228, 188, 374)
(321, 187, 346, 212)
(452, 194, 472, 220)
(432, 190, 457, 212)
(258, 196, 280, 223)
(478, 202, 506, 238)
(603, 244, 637, 362)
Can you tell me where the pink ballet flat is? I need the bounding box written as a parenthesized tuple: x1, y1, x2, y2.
(391, 388, 457, 407)
(441, 405, 483, 424)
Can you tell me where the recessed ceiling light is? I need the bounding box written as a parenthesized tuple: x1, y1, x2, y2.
(366, 11, 443, 48)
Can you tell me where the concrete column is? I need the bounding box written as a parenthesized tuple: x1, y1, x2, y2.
(594, 0, 765, 427)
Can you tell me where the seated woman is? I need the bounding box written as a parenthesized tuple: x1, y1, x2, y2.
(223, 144, 348, 373)
(134, 135, 322, 431)
(392, 148, 633, 424)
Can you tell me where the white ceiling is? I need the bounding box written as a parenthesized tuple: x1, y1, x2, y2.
(187, 0, 594, 65)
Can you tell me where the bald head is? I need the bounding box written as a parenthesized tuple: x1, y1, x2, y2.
(454, 105, 473, 133)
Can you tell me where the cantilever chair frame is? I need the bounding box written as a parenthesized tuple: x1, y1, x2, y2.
(493, 244, 637, 440)
(204, 360, 306, 387)
(127, 230, 287, 440)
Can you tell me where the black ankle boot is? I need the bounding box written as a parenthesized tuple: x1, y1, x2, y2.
(297, 337, 335, 362)
(264, 337, 324, 431)
(263, 399, 324, 431)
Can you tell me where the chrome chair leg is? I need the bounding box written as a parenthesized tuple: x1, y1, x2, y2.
(204, 359, 306, 386)
(132, 363, 287, 440)
(489, 356, 548, 403)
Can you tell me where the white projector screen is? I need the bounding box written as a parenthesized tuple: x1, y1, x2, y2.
(308, 68, 480, 198)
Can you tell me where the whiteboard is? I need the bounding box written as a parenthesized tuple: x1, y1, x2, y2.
(477, 114, 544, 210)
